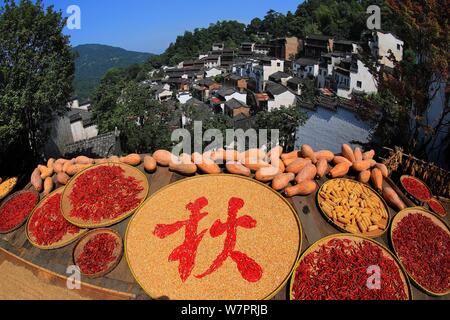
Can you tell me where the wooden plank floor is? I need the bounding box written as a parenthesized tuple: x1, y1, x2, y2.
(0, 164, 449, 300)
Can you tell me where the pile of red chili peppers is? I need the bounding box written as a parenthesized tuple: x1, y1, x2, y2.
(76, 233, 118, 275)
(69, 165, 144, 222)
(392, 213, 450, 294)
(28, 193, 81, 246)
(291, 238, 408, 300)
(401, 177, 431, 201)
(0, 191, 38, 232)
(428, 199, 446, 217)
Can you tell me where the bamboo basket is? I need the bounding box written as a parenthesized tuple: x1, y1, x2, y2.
(425, 197, 448, 218)
(60, 163, 149, 228)
(73, 228, 123, 279)
(390, 207, 450, 297)
(26, 187, 88, 250)
(125, 174, 303, 300)
(316, 178, 391, 238)
(0, 177, 18, 201)
(0, 189, 39, 234)
(289, 233, 412, 300)
(399, 175, 432, 204)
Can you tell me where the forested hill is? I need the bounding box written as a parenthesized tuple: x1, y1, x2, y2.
(148, 0, 395, 67)
(73, 44, 153, 101)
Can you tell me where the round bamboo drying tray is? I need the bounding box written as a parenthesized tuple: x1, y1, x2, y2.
(390, 207, 450, 297)
(125, 174, 303, 300)
(316, 178, 391, 238)
(426, 197, 447, 218)
(399, 175, 432, 203)
(60, 163, 149, 228)
(0, 189, 39, 234)
(73, 228, 123, 279)
(0, 177, 18, 201)
(26, 188, 88, 250)
(289, 233, 412, 300)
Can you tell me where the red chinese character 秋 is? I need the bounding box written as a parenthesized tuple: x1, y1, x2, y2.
(153, 197, 209, 282)
(153, 197, 263, 283)
(195, 197, 262, 282)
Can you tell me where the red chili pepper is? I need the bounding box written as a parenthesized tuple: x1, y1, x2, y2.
(401, 177, 431, 201)
(68, 165, 144, 222)
(0, 191, 38, 232)
(428, 198, 446, 217)
(392, 213, 450, 294)
(291, 238, 408, 300)
(28, 193, 81, 246)
(76, 233, 118, 275)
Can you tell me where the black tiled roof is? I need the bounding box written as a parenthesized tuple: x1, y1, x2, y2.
(334, 39, 356, 45)
(68, 109, 94, 128)
(217, 87, 237, 97)
(287, 77, 304, 85)
(306, 34, 333, 41)
(265, 81, 288, 96)
(227, 74, 243, 81)
(294, 58, 319, 66)
(69, 113, 82, 123)
(197, 78, 216, 87)
(225, 98, 249, 110)
(269, 71, 290, 80)
(185, 98, 211, 112)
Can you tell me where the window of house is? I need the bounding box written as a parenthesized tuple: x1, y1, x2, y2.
(397, 44, 401, 50)
(277, 62, 281, 67)
(357, 81, 362, 88)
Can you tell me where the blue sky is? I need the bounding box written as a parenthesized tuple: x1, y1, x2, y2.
(28, 0, 302, 53)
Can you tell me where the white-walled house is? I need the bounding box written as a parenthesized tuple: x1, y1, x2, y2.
(333, 40, 360, 54)
(68, 99, 91, 111)
(269, 71, 292, 86)
(369, 31, 404, 69)
(212, 43, 224, 51)
(287, 77, 304, 95)
(213, 87, 247, 113)
(254, 44, 271, 56)
(332, 58, 377, 99)
(155, 87, 173, 101)
(317, 53, 350, 88)
(265, 81, 297, 111)
(248, 57, 285, 92)
(68, 108, 98, 143)
(176, 91, 193, 104)
(204, 67, 223, 78)
(200, 55, 221, 69)
(232, 58, 259, 78)
(293, 58, 319, 79)
(216, 87, 247, 103)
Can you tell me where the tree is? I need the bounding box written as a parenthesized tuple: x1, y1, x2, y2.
(161, 20, 248, 66)
(302, 77, 316, 102)
(0, 0, 74, 176)
(92, 68, 132, 133)
(365, 0, 449, 165)
(246, 18, 262, 37)
(97, 81, 179, 153)
(255, 106, 307, 151)
(182, 103, 234, 151)
(260, 10, 289, 38)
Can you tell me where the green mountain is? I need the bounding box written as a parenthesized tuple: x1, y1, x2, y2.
(73, 44, 153, 101)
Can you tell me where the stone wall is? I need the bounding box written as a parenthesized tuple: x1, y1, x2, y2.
(64, 132, 121, 158)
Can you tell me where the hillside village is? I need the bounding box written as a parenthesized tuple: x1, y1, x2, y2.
(59, 30, 403, 158)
